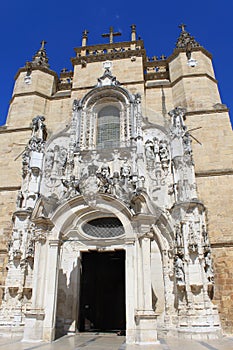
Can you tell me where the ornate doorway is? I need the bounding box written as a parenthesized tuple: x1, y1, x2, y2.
(79, 250, 125, 332)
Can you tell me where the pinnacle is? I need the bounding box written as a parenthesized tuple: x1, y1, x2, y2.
(175, 24, 200, 50)
(26, 40, 50, 69)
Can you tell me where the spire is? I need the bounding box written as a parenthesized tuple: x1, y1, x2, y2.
(29, 40, 50, 68)
(131, 24, 137, 41)
(175, 24, 200, 50)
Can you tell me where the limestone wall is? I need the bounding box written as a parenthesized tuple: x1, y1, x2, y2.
(212, 247, 233, 335)
(196, 175, 233, 243)
(0, 130, 31, 187)
(13, 70, 56, 96)
(72, 57, 144, 90)
(0, 189, 17, 304)
(186, 112, 233, 172)
(169, 51, 216, 83)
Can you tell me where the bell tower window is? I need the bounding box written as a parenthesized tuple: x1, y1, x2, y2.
(97, 106, 120, 148)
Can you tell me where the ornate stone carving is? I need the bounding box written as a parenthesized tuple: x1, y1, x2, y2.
(204, 251, 214, 283)
(169, 107, 197, 202)
(96, 164, 112, 193)
(28, 40, 50, 68)
(176, 24, 200, 51)
(174, 255, 185, 286)
(97, 61, 120, 87)
(32, 116, 47, 141)
(9, 229, 23, 260)
(144, 136, 170, 190)
(72, 99, 81, 111)
(61, 175, 80, 199)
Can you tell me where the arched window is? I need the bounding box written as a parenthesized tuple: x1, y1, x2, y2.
(97, 106, 120, 148)
(83, 217, 124, 238)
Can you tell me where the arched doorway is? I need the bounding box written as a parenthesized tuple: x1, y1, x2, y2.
(53, 197, 134, 338)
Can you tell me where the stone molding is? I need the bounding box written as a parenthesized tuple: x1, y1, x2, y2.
(0, 127, 31, 134)
(195, 169, 233, 177)
(14, 66, 58, 82)
(168, 46, 212, 62)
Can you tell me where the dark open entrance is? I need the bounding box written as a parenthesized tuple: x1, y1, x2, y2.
(79, 250, 125, 332)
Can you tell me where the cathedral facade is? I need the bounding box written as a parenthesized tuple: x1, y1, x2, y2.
(0, 25, 232, 344)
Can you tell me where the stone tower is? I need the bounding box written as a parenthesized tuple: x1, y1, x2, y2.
(0, 25, 232, 344)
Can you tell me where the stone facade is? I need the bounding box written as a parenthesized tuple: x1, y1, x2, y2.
(0, 25, 232, 343)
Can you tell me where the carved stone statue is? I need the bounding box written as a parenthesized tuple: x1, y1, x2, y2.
(159, 139, 169, 172)
(169, 107, 186, 159)
(72, 99, 80, 111)
(175, 224, 183, 247)
(62, 175, 80, 198)
(32, 116, 47, 141)
(202, 224, 209, 247)
(205, 251, 214, 283)
(111, 171, 122, 197)
(96, 164, 111, 193)
(10, 229, 22, 259)
(174, 255, 185, 285)
(120, 159, 131, 178)
(16, 190, 24, 209)
(153, 137, 160, 163)
(145, 140, 154, 161)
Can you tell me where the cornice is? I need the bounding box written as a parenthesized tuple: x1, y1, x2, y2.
(144, 73, 217, 88)
(14, 66, 59, 81)
(71, 42, 146, 65)
(211, 241, 233, 248)
(145, 72, 169, 81)
(171, 73, 217, 86)
(71, 50, 145, 65)
(195, 169, 233, 177)
(10, 90, 71, 105)
(0, 126, 31, 134)
(10, 91, 52, 104)
(186, 107, 229, 116)
(0, 186, 20, 192)
(75, 40, 144, 51)
(167, 46, 212, 63)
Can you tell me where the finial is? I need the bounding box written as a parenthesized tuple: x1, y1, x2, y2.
(82, 29, 89, 47)
(28, 40, 49, 69)
(179, 23, 187, 32)
(131, 24, 136, 41)
(175, 25, 200, 50)
(40, 40, 47, 50)
(102, 26, 121, 44)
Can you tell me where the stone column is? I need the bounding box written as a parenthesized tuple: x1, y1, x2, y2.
(135, 232, 158, 344)
(141, 234, 153, 309)
(125, 239, 136, 343)
(23, 230, 47, 341)
(42, 238, 60, 341)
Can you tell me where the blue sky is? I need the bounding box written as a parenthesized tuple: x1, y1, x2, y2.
(0, 0, 232, 127)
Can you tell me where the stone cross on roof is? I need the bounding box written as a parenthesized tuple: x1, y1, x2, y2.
(179, 23, 187, 32)
(102, 26, 121, 44)
(82, 30, 89, 47)
(40, 40, 47, 50)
